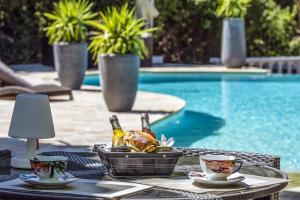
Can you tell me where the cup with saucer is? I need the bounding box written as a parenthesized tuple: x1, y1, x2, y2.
(189, 154, 244, 187)
(19, 155, 77, 188)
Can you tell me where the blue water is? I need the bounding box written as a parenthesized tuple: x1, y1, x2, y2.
(84, 73, 300, 171)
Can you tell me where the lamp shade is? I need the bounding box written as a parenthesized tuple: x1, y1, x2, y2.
(8, 94, 55, 139)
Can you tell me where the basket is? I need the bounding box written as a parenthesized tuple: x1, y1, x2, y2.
(95, 145, 183, 177)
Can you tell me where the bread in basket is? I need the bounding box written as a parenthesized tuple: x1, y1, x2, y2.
(123, 130, 157, 152)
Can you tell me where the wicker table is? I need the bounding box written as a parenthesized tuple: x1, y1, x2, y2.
(0, 148, 288, 200)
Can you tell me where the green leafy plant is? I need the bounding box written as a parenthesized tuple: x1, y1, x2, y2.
(43, 0, 97, 44)
(216, 0, 252, 18)
(2, 0, 299, 64)
(88, 4, 157, 61)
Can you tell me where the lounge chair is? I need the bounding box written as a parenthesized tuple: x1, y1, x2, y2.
(0, 61, 73, 100)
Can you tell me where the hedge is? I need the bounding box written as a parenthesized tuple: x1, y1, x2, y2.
(154, 0, 300, 63)
(0, 0, 131, 65)
(0, 0, 299, 64)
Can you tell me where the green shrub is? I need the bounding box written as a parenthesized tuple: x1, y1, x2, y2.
(0, 1, 42, 64)
(153, 0, 300, 63)
(89, 4, 157, 61)
(0, 0, 299, 64)
(246, 0, 299, 56)
(289, 37, 300, 55)
(0, 0, 131, 65)
(153, 0, 221, 63)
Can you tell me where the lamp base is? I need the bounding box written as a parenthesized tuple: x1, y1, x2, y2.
(11, 138, 37, 169)
(11, 156, 31, 169)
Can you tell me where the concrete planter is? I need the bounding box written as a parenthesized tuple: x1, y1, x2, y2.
(221, 18, 246, 68)
(99, 54, 140, 112)
(53, 42, 88, 89)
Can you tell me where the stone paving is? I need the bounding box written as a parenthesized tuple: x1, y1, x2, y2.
(0, 65, 185, 155)
(0, 89, 185, 153)
(140, 64, 269, 74)
(1, 63, 268, 155)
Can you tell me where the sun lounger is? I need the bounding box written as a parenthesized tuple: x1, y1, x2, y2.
(0, 61, 73, 100)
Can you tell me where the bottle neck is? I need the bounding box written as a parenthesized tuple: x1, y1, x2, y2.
(141, 114, 156, 139)
(109, 115, 122, 131)
(141, 116, 151, 131)
(111, 119, 122, 130)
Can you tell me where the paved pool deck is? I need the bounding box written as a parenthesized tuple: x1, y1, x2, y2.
(0, 74, 185, 155)
(140, 64, 269, 74)
(85, 64, 269, 75)
(0, 63, 270, 154)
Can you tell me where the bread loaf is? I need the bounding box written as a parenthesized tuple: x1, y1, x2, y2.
(123, 130, 157, 152)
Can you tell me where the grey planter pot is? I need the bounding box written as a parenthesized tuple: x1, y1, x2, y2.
(54, 42, 87, 89)
(99, 54, 140, 112)
(221, 18, 246, 68)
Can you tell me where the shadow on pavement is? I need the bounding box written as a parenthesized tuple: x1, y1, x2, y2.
(280, 191, 300, 200)
(0, 137, 92, 155)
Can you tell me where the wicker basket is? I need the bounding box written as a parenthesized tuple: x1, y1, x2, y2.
(96, 146, 183, 177)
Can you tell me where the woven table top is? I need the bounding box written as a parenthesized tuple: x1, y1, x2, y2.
(0, 146, 288, 200)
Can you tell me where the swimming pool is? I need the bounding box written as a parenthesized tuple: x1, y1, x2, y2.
(84, 73, 300, 171)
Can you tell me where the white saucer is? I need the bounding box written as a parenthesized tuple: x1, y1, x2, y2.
(189, 171, 245, 187)
(19, 173, 77, 188)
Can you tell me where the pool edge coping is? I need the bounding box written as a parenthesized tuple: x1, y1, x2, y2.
(85, 66, 269, 76)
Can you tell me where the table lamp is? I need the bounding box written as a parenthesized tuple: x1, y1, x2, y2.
(8, 94, 55, 169)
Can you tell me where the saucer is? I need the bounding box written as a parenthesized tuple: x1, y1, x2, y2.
(19, 173, 77, 188)
(189, 171, 245, 187)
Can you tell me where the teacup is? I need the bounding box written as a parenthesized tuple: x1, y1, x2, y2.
(199, 154, 242, 181)
(30, 155, 68, 181)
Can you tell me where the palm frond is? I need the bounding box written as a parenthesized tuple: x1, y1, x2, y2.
(216, 0, 251, 18)
(44, 0, 96, 44)
(88, 3, 158, 62)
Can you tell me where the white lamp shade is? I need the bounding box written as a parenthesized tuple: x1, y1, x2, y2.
(8, 94, 55, 139)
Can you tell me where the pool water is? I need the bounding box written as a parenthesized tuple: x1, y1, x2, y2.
(84, 73, 300, 171)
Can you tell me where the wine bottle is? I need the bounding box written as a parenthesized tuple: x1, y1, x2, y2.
(109, 115, 126, 146)
(141, 113, 156, 139)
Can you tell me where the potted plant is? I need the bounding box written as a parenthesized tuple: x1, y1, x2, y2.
(44, 0, 96, 89)
(89, 4, 157, 112)
(216, 0, 251, 68)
